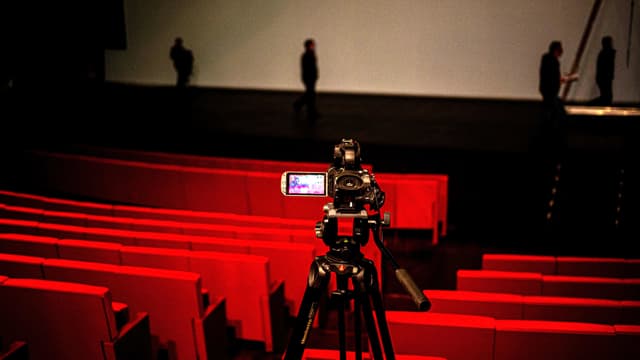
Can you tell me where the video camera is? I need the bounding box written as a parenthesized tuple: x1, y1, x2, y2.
(280, 138, 385, 212)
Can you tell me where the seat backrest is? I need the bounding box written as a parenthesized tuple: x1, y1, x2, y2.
(57, 239, 122, 265)
(494, 320, 615, 360)
(387, 311, 495, 360)
(0, 253, 45, 279)
(0, 278, 117, 360)
(42, 258, 203, 360)
(0, 234, 58, 258)
(120, 246, 271, 344)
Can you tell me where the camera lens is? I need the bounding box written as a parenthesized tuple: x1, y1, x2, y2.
(336, 174, 363, 190)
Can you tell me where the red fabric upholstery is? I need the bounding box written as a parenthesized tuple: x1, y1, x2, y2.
(556, 256, 626, 278)
(619, 301, 640, 324)
(523, 296, 621, 324)
(614, 325, 640, 359)
(0, 278, 118, 360)
(375, 173, 448, 236)
(623, 279, 640, 300)
(625, 260, 640, 278)
(494, 320, 615, 360)
(42, 258, 209, 360)
(0, 253, 45, 279)
(42, 210, 87, 227)
(120, 246, 274, 347)
(542, 275, 626, 300)
(387, 311, 495, 360)
(482, 254, 556, 275)
(1, 205, 43, 221)
(423, 289, 524, 319)
(0, 233, 58, 258)
(0, 219, 40, 236)
(457, 270, 543, 295)
(191, 237, 315, 313)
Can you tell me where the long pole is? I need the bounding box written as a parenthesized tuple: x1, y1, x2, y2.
(628, 0, 635, 67)
(562, 0, 604, 101)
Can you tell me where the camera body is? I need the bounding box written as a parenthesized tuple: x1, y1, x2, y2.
(281, 139, 385, 212)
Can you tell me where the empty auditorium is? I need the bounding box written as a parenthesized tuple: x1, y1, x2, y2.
(2, 1, 640, 359)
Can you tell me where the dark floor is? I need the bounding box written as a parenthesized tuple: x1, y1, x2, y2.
(2, 83, 640, 359)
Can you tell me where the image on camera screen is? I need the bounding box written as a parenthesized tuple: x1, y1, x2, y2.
(287, 173, 326, 195)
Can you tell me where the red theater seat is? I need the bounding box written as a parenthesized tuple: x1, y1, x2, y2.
(542, 275, 626, 300)
(423, 290, 524, 319)
(0, 205, 43, 222)
(556, 256, 626, 278)
(119, 246, 282, 351)
(57, 239, 123, 265)
(494, 320, 615, 360)
(625, 260, 640, 278)
(375, 173, 448, 236)
(0, 275, 7, 283)
(0, 233, 58, 258)
(41, 258, 226, 360)
(619, 301, 640, 324)
(457, 270, 543, 295)
(482, 254, 556, 274)
(623, 279, 640, 300)
(387, 311, 495, 360)
(0, 278, 152, 360)
(0, 219, 40, 235)
(42, 210, 88, 227)
(423, 288, 637, 325)
(614, 325, 640, 359)
(191, 237, 315, 313)
(0, 253, 45, 279)
(522, 296, 621, 324)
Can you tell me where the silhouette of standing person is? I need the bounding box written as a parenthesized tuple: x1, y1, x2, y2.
(170, 37, 194, 88)
(538, 40, 577, 155)
(596, 36, 615, 106)
(293, 38, 318, 119)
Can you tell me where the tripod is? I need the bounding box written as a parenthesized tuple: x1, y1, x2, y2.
(283, 208, 429, 360)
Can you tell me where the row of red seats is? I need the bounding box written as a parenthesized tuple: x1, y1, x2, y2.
(482, 253, 640, 278)
(0, 232, 287, 352)
(0, 195, 388, 307)
(0, 215, 317, 314)
(387, 311, 639, 360)
(65, 145, 451, 232)
(424, 289, 640, 325)
(0, 253, 229, 359)
(381, 248, 640, 359)
(457, 269, 640, 300)
(17, 149, 447, 242)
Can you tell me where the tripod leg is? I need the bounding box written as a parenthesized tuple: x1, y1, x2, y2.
(353, 273, 385, 360)
(283, 258, 330, 360)
(363, 259, 396, 360)
(353, 284, 363, 360)
(336, 275, 348, 360)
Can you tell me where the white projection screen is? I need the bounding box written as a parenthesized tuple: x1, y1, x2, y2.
(106, 0, 639, 102)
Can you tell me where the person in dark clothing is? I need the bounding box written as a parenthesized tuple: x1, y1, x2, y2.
(596, 36, 615, 106)
(293, 38, 318, 119)
(170, 37, 194, 88)
(537, 41, 577, 154)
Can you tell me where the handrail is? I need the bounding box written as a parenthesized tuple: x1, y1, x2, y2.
(561, 0, 604, 101)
